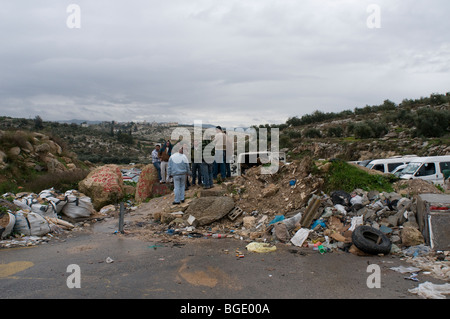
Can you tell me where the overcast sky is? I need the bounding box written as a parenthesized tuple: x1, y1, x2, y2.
(0, 0, 449, 128)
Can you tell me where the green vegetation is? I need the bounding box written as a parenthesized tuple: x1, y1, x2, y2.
(320, 160, 396, 194)
(278, 93, 450, 140)
(23, 169, 89, 193)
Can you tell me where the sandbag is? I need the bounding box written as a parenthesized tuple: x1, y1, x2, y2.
(13, 211, 50, 236)
(61, 190, 95, 218)
(0, 212, 15, 239)
(14, 195, 58, 218)
(38, 189, 67, 214)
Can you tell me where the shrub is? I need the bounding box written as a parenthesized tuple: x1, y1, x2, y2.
(354, 120, 388, 139)
(303, 128, 322, 138)
(24, 169, 89, 193)
(354, 122, 373, 139)
(326, 126, 343, 138)
(321, 160, 394, 193)
(415, 108, 450, 137)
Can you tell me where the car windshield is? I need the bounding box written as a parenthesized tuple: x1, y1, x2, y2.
(402, 162, 421, 175)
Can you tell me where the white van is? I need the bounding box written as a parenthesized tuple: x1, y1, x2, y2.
(366, 155, 419, 174)
(400, 156, 450, 186)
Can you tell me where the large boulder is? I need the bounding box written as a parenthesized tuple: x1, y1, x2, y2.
(135, 164, 169, 203)
(184, 196, 235, 226)
(78, 164, 124, 210)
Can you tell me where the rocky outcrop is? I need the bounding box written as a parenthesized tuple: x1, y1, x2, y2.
(135, 164, 171, 203)
(78, 164, 124, 210)
(0, 130, 82, 173)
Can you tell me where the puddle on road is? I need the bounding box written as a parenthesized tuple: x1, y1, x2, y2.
(177, 257, 242, 290)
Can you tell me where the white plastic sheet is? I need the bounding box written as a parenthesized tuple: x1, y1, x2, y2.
(348, 216, 364, 231)
(290, 228, 312, 247)
(408, 282, 450, 299)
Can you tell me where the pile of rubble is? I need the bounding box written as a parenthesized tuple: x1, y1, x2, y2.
(229, 157, 325, 215)
(132, 160, 448, 263)
(141, 186, 425, 252)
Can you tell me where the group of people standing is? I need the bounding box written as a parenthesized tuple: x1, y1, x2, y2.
(151, 126, 232, 205)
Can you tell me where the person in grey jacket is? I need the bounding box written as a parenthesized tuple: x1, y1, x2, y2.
(168, 145, 190, 204)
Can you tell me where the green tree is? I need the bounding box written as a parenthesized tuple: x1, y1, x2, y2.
(34, 115, 44, 130)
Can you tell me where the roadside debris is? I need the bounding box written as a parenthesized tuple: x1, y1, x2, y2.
(246, 242, 277, 253)
(0, 187, 128, 248)
(408, 281, 450, 299)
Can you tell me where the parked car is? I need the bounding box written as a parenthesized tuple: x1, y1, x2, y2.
(400, 156, 450, 186)
(391, 164, 407, 177)
(366, 155, 419, 174)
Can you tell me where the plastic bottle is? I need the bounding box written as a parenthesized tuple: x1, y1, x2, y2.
(318, 245, 326, 254)
(212, 234, 225, 238)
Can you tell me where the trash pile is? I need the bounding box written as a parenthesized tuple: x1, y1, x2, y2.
(140, 178, 447, 260)
(0, 188, 103, 248)
(230, 157, 324, 215)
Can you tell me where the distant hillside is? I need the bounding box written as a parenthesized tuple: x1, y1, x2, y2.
(1, 92, 449, 175)
(0, 116, 197, 166)
(272, 93, 450, 161)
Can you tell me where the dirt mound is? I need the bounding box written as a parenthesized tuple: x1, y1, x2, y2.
(231, 157, 324, 215)
(393, 179, 443, 196)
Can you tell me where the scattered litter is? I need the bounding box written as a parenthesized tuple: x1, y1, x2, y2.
(404, 273, 419, 282)
(246, 242, 277, 253)
(390, 266, 421, 274)
(408, 282, 450, 299)
(290, 228, 312, 247)
(228, 207, 244, 221)
(106, 257, 114, 264)
(268, 215, 285, 226)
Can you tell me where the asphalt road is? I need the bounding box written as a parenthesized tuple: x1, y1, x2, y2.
(1, 217, 442, 303)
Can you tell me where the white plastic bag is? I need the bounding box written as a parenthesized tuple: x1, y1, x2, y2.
(408, 282, 450, 299)
(282, 212, 302, 231)
(350, 195, 363, 206)
(348, 216, 364, 231)
(334, 204, 347, 215)
(290, 228, 312, 247)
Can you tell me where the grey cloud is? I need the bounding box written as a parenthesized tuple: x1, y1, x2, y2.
(0, 0, 449, 126)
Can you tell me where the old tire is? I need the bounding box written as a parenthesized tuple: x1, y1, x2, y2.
(352, 226, 392, 255)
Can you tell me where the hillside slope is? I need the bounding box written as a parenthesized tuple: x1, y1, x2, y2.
(277, 94, 450, 161)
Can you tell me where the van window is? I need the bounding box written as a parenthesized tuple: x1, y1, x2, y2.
(372, 164, 385, 172)
(403, 162, 421, 175)
(439, 162, 450, 172)
(416, 163, 436, 176)
(388, 162, 403, 172)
